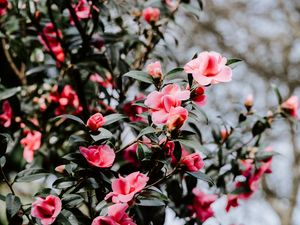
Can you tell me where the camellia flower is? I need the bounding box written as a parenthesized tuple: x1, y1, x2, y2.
(146, 61, 163, 79)
(74, 0, 90, 20)
(0, 100, 13, 127)
(0, 0, 8, 16)
(87, 112, 105, 132)
(190, 188, 217, 222)
(80, 145, 115, 168)
(38, 23, 65, 63)
(166, 106, 188, 131)
(244, 94, 254, 111)
(31, 195, 62, 225)
(144, 83, 190, 126)
(92, 203, 136, 225)
(181, 153, 204, 172)
(184, 51, 232, 86)
(281, 95, 298, 118)
(105, 172, 149, 203)
(20, 130, 42, 163)
(142, 7, 160, 23)
(225, 195, 239, 212)
(50, 85, 82, 115)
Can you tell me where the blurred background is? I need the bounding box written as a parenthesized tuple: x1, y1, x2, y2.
(160, 0, 300, 224)
(1, 0, 299, 224)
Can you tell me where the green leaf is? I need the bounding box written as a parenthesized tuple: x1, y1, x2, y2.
(15, 168, 49, 182)
(0, 194, 5, 201)
(164, 67, 184, 79)
(0, 87, 21, 101)
(0, 133, 11, 157)
(271, 84, 283, 104)
(186, 171, 214, 186)
(56, 209, 79, 225)
(54, 114, 85, 125)
(137, 143, 152, 161)
(191, 102, 209, 124)
(226, 58, 242, 66)
(0, 156, 6, 167)
(136, 199, 166, 206)
(252, 120, 268, 137)
(256, 151, 278, 161)
(175, 138, 200, 150)
(6, 194, 21, 219)
(52, 177, 77, 189)
(104, 113, 127, 126)
(62, 194, 84, 208)
(123, 71, 154, 84)
(137, 126, 157, 139)
(173, 141, 182, 162)
(91, 128, 113, 142)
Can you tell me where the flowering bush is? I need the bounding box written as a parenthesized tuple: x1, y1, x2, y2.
(0, 0, 299, 225)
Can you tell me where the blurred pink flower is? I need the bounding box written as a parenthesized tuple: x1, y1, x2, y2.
(281, 95, 298, 118)
(181, 153, 204, 172)
(142, 7, 160, 23)
(184, 51, 232, 86)
(146, 61, 163, 79)
(0, 0, 8, 16)
(0, 100, 12, 127)
(21, 130, 42, 163)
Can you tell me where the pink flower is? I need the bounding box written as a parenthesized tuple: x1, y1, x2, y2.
(87, 113, 105, 131)
(21, 130, 42, 163)
(281, 95, 298, 118)
(146, 61, 163, 79)
(31, 195, 62, 225)
(225, 195, 239, 212)
(92, 203, 136, 225)
(191, 86, 206, 106)
(181, 153, 204, 172)
(220, 129, 230, 141)
(142, 7, 160, 23)
(184, 51, 232, 86)
(244, 94, 253, 110)
(38, 23, 65, 63)
(55, 165, 65, 173)
(144, 84, 190, 125)
(79, 145, 115, 168)
(0, 0, 8, 16)
(50, 85, 82, 115)
(105, 172, 149, 203)
(123, 95, 147, 122)
(74, 0, 90, 20)
(0, 100, 13, 127)
(191, 188, 217, 222)
(90, 73, 114, 88)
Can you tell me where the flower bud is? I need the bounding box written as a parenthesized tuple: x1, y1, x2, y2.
(244, 94, 253, 111)
(146, 61, 163, 80)
(86, 113, 105, 132)
(181, 153, 204, 172)
(55, 165, 65, 173)
(281, 95, 298, 118)
(142, 7, 160, 23)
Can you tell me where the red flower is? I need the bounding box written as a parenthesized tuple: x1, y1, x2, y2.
(190, 188, 217, 222)
(225, 195, 239, 212)
(80, 145, 115, 168)
(20, 130, 42, 163)
(31, 195, 62, 225)
(105, 172, 149, 203)
(87, 113, 105, 131)
(191, 86, 206, 106)
(142, 7, 160, 23)
(50, 85, 82, 115)
(181, 153, 204, 172)
(74, 0, 90, 20)
(0, 100, 13, 127)
(0, 0, 8, 16)
(38, 23, 65, 63)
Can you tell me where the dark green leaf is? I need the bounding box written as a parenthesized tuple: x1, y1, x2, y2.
(175, 138, 200, 150)
(173, 141, 182, 162)
(256, 151, 278, 161)
(0, 156, 6, 167)
(136, 199, 165, 206)
(62, 194, 84, 208)
(123, 71, 154, 84)
(15, 168, 49, 182)
(271, 84, 283, 104)
(0, 87, 21, 101)
(186, 171, 214, 186)
(226, 58, 242, 66)
(55, 114, 85, 125)
(56, 209, 79, 225)
(252, 120, 267, 137)
(0, 133, 10, 157)
(104, 113, 127, 126)
(6, 194, 21, 219)
(137, 126, 157, 139)
(91, 128, 113, 142)
(165, 67, 184, 79)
